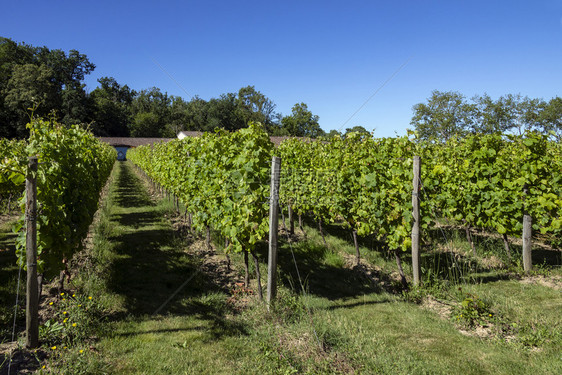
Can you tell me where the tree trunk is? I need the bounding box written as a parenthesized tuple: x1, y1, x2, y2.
(502, 233, 511, 262)
(352, 229, 360, 266)
(58, 258, 71, 291)
(37, 273, 43, 301)
(394, 249, 408, 289)
(299, 214, 306, 237)
(225, 253, 231, 271)
(465, 225, 476, 256)
(318, 219, 327, 247)
(224, 239, 231, 271)
(244, 251, 250, 287)
(288, 204, 295, 235)
(206, 225, 212, 250)
(281, 206, 287, 231)
(252, 251, 263, 301)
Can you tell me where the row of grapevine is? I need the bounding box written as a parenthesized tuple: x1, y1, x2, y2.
(128, 122, 274, 288)
(278, 131, 561, 263)
(425, 132, 562, 250)
(0, 139, 27, 211)
(0, 118, 116, 277)
(277, 134, 435, 266)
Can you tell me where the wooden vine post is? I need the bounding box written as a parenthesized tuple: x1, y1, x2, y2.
(411, 155, 421, 286)
(26, 156, 39, 348)
(522, 185, 532, 273)
(267, 156, 281, 309)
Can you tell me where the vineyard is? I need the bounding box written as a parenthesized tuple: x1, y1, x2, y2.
(128, 123, 562, 277)
(1, 120, 561, 374)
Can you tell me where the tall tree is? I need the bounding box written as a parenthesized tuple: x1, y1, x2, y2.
(89, 77, 135, 136)
(3, 63, 58, 137)
(207, 93, 243, 131)
(411, 90, 476, 142)
(236, 85, 280, 133)
(538, 97, 562, 140)
(280, 102, 324, 137)
(131, 112, 162, 137)
(0, 37, 95, 137)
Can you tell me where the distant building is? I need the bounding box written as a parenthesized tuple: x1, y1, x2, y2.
(99, 132, 300, 161)
(177, 131, 203, 140)
(97, 137, 174, 160)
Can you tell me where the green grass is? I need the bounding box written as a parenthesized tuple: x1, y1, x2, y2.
(0, 215, 23, 343)
(35, 161, 561, 374)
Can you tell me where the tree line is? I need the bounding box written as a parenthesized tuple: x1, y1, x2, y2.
(0, 37, 324, 139)
(411, 90, 562, 142)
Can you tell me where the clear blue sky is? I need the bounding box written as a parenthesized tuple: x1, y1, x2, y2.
(3, 0, 562, 137)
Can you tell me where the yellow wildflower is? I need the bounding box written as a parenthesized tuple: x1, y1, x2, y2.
(79, 349, 84, 354)
(49, 302, 53, 305)
(63, 311, 67, 315)
(72, 323, 77, 327)
(60, 293, 64, 296)
(88, 296, 92, 300)
(51, 346, 57, 350)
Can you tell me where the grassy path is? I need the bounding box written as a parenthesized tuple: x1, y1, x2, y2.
(0, 216, 22, 343)
(80, 161, 253, 374)
(67, 161, 561, 374)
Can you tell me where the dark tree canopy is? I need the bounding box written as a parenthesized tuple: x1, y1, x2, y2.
(0, 37, 95, 137)
(0, 37, 328, 139)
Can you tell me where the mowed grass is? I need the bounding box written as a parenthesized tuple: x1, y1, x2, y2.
(52, 161, 561, 374)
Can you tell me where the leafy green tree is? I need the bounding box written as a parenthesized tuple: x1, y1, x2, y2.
(131, 112, 163, 137)
(411, 90, 476, 142)
(167, 96, 190, 136)
(538, 97, 562, 140)
(344, 126, 370, 136)
(89, 77, 135, 136)
(280, 102, 324, 137)
(0, 37, 95, 137)
(206, 93, 243, 131)
(472, 94, 543, 135)
(130, 87, 175, 136)
(236, 85, 280, 133)
(183, 96, 209, 131)
(3, 64, 58, 137)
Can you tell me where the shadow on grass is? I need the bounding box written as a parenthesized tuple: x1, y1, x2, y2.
(327, 299, 392, 310)
(300, 215, 387, 252)
(427, 226, 562, 269)
(0, 225, 24, 342)
(101, 162, 246, 339)
(111, 162, 155, 209)
(268, 238, 383, 301)
(294, 216, 523, 289)
(420, 251, 511, 285)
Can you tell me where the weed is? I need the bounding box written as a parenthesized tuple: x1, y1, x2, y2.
(269, 289, 307, 324)
(452, 291, 494, 327)
(40, 293, 106, 347)
(38, 347, 109, 375)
